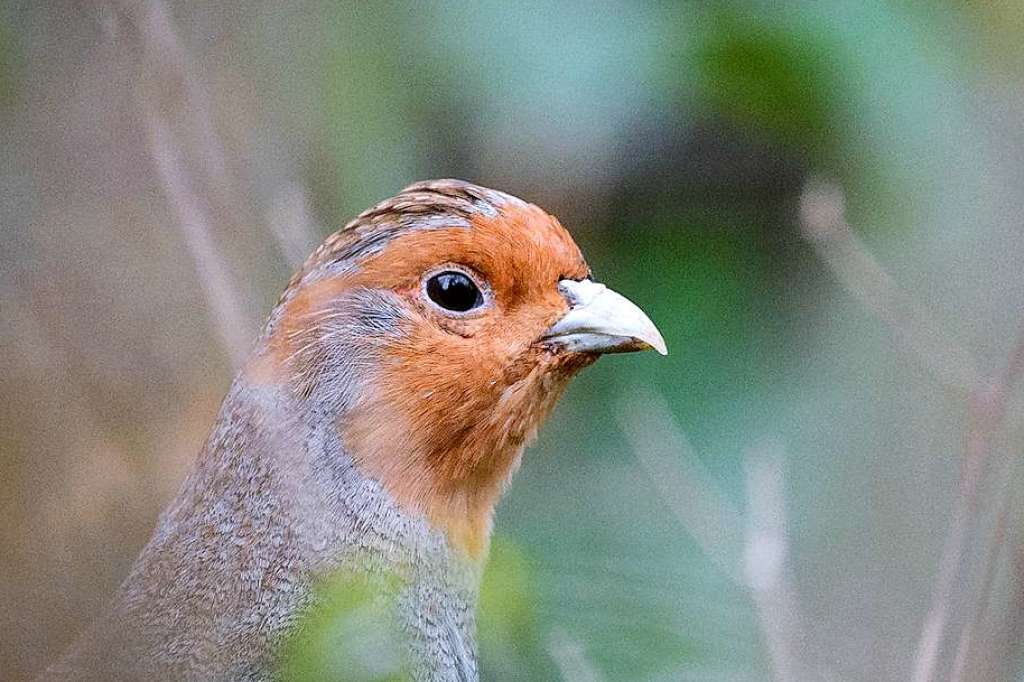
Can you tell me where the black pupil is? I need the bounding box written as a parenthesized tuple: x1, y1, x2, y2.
(426, 271, 482, 312)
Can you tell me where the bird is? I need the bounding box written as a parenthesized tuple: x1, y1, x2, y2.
(44, 179, 666, 681)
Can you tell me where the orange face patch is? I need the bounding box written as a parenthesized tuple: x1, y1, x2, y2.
(345, 204, 591, 557)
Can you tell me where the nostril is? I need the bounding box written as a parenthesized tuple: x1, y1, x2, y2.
(557, 278, 606, 308)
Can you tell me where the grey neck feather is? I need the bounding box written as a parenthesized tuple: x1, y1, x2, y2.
(47, 368, 482, 681)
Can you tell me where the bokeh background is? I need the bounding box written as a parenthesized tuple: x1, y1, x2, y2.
(5, 2, 1024, 680)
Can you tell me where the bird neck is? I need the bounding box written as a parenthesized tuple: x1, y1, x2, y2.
(107, 376, 483, 672)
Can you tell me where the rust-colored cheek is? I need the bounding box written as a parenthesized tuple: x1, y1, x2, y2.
(340, 324, 589, 560)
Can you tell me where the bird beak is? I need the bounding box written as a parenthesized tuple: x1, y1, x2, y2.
(542, 279, 668, 356)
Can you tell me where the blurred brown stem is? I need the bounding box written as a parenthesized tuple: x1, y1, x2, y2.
(743, 446, 800, 682)
(910, 382, 1004, 682)
(618, 389, 840, 681)
(948, 479, 1013, 682)
(799, 179, 978, 394)
(617, 386, 746, 583)
(116, 0, 253, 367)
(143, 109, 252, 367)
(800, 178, 1024, 682)
(547, 628, 604, 682)
(115, 0, 254, 235)
(948, 329, 1024, 682)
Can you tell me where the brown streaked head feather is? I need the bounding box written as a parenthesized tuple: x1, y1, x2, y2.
(282, 179, 562, 296)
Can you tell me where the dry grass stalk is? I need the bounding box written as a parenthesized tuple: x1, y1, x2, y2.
(117, 0, 254, 367)
(618, 389, 840, 681)
(800, 177, 1024, 682)
(547, 628, 605, 682)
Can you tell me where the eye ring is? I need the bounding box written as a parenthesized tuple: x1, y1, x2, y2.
(422, 266, 488, 315)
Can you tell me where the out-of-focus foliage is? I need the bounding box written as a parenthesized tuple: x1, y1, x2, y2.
(5, 1, 1024, 680)
(279, 537, 548, 681)
(477, 537, 551, 678)
(695, 10, 837, 158)
(280, 571, 408, 682)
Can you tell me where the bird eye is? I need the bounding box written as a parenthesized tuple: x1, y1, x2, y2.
(425, 270, 484, 313)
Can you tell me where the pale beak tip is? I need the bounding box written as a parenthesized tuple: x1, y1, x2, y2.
(633, 322, 668, 356)
(649, 334, 669, 356)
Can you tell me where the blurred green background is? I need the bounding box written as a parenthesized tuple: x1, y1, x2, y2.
(4, 1, 1024, 680)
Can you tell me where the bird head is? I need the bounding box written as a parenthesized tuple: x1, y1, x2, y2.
(248, 180, 665, 558)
